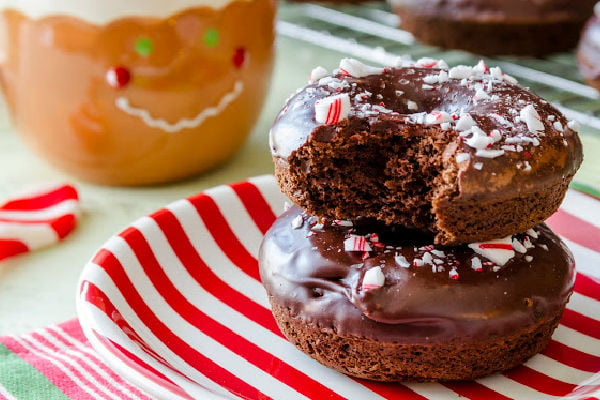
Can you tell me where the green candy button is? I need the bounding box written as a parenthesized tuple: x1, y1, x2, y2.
(203, 28, 219, 47)
(135, 37, 154, 57)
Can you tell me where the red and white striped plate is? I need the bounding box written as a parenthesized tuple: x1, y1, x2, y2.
(77, 175, 600, 400)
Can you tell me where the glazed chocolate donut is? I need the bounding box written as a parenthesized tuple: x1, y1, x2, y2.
(270, 58, 583, 245)
(259, 206, 575, 381)
(390, 0, 596, 56)
(577, 4, 600, 91)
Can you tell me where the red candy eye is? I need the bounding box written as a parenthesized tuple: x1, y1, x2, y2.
(232, 47, 246, 69)
(106, 66, 131, 89)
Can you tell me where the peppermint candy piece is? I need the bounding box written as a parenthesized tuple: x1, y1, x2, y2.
(520, 105, 545, 134)
(455, 113, 476, 132)
(315, 93, 351, 125)
(344, 234, 372, 252)
(338, 58, 384, 78)
(468, 236, 515, 266)
(362, 266, 385, 291)
(309, 66, 328, 83)
(448, 65, 474, 80)
(473, 60, 489, 75)
(395, 255, 410, 268)
(465, 126, 494, 150)
(414, 57, 448, 69)
(0, 184, 80, 262)
(425, 111, 452, 125)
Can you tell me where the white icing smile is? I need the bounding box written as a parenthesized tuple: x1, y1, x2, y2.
(114, 80, 244, 133)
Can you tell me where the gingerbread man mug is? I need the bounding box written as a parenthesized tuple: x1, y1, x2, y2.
(0, 0, 275, 185)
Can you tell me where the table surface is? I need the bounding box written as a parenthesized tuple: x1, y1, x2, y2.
(1, 2, 600, 336)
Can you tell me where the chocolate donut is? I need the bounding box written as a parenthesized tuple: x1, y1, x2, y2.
(270, 58, 583, 245)
(259, 206, 575, 381)
(577, 4, 600, 91)
(390, 0, 596, 56)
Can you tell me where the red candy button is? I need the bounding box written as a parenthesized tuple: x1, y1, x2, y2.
(106, 66, 131, 89)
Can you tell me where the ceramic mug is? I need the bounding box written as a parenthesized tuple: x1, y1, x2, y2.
(0, 0, 275, 185)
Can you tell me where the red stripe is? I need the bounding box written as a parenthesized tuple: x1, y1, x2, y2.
(187, 195, 262, 282)
(547, 210, 600, 253)
(504, 366, 581, 396)
(89, 250, 267, 400)
(230, 181, 277, 235)
(325, 99, 335, 124)
(359, 380, 430, 400)
(574, 273, 600, 302)
(561, 308, 600, 340)
(543, 340, 600, 372)
(333, 98, 341, 123)
(149, 210, 280, 334)
(0, 185, 78, 211)
(477, 243, 513, 250)
(82, 286, 193, 400)
(0, 239, 29, 261)
(50, 214, 77, 239)
(81, 279, 175, 374)
(443, 381, 513, 400)
(123, 224, 346, 400)
(98, 334, 193, 400)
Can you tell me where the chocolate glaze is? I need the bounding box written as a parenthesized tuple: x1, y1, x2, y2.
(259, 206, 575, 344)
(389, 0, 595, 22)
(270, 64, 582, 203)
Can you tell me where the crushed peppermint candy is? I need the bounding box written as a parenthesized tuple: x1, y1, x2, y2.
(414, 57, 448, 69)
(309, 66, 328, 83)
(334, 219, 354, 227)
(407, 100, 418, 110)
(465, 126, 494, 150)
(519, 105, 545, 134)
(512, 238, 527, 253)
(527, 228, 539, 239)
(422, 252, 433, 264)
(291, 214, 304, 229)
(395, 254, 411, 268)
(471, 257, 483, 272)
(476, 149, 505, 158)
(553, 121, 564, 132)
(448, 65, 474, 80)
(455, 113, 476, 131)
(567, 120, 580, 131)
(473, 60, 489, 75)
(338, 58, 384, 78)
(449, 268, 459, 280)
(468, 236, 515, 266)
(315, 93, 351, 124)
(362, 266, 385, 291)
(311, 222, 325, 231)
(345, 234, 372, 252)
(473, 88, 490, 101)
(425, 111, 453, 125)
